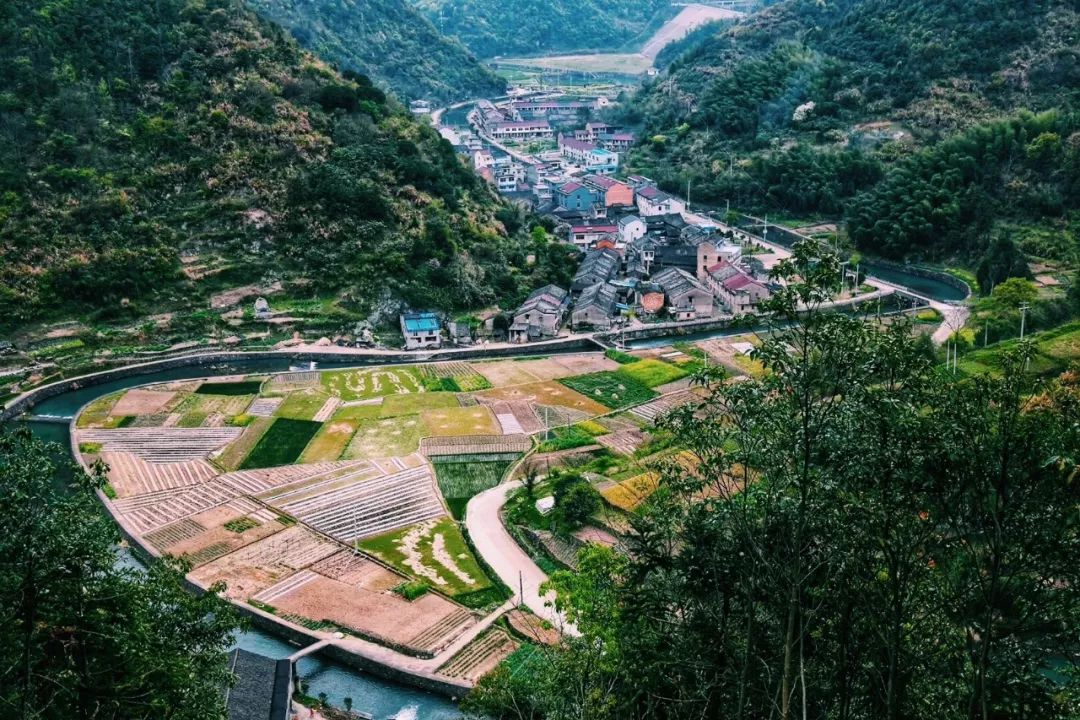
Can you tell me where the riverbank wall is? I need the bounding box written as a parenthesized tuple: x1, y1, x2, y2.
(1, 337, 602, 421)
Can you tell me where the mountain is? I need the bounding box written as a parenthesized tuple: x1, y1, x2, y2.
(410, 0, 672, 58)
(246, 0, 506, 102)
(0, 0, 569, 335)
(621, 0, 1080, 263)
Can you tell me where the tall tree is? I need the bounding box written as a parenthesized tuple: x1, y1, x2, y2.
(0, 427, 240, 719)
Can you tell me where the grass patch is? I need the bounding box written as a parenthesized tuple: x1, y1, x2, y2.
(537, 425, 599, 453)
(381, 392, 460, 418)
(616, 359, 688, 388)
(731, 353, 768, 378)
(575, 420, 608, 437)
(195, 380, 262, 396)
(298, 419, 359, 463)
(559, 372, 656, 410)
(359, 518, 496, 598)
(342, 415, 424, 459)
(102, 483, 117, 500)
(332, 403, 384, 420)
(433, 457, 518, 519)
(273, 389, 331, 420)
(224, 517, 260, 533)
(321, 367, 424, 401)
(78, 442, 103, 454)
(604, 348, 637, 364)
(393, 580, 431, 601)
(76, 393, 122, 428)
(672, 342, 707, 360)
(240, 418, 322, 469)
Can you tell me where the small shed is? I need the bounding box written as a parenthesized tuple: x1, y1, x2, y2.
(253, 297, 270, 320)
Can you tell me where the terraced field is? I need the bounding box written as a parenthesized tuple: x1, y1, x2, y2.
(77, 358, 659, 685)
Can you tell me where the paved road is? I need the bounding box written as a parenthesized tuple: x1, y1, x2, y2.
(466, 481, 579, 636)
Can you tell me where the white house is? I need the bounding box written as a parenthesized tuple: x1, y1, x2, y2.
(636, 185, 686, 217)
(618, 215, 646, 247)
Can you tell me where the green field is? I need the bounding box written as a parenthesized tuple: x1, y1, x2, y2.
(240, 418, 322, 469)
(341, 415, 425, 458)
(195, 380, 263, 396)
(616, 359, 688, 388)
(321, 367, 425, 401)
(559, 372, 657, 410)
(433, 456, 518, 519)
(273, 389, 331, 420)
(380, 392, 460, 418)
(958, 321, 1080, 378)
(359, 518, 502, 605)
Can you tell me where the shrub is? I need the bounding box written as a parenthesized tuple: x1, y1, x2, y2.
(604, 348, 637, 364)
(393, 580, 430, 601)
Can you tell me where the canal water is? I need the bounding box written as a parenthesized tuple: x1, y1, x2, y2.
(18, 356, 462, 719)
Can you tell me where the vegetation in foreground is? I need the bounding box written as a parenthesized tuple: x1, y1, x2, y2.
(0, 428, 240, 719)
(465, 242, 1080, 720)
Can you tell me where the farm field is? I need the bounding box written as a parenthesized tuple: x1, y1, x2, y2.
(422, 406, 500, 437)
(434, 455, 518, 518)
(240, 418, 322, 469)
(359, 517, 504, 607)
(616, 359, 688, 388)
(342, 415, 425, 458)
(73, 353, 693, 687)
(478, 381, 611, 417)
(299, 419, 359, 463)
(559, 372, 657, 410)
(321, 367, 425, 401)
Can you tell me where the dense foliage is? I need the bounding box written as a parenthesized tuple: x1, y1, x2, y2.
(0, 428, 239, 718)
(409, 0, 672, 58)
(247, 0, 505, 102)
(0, 0, 563, 335)
(621, 0, 1080, 263)
(465, 243, 1080, 720)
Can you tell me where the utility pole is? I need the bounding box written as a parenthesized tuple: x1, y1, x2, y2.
(519, 570, 524, 606)
(1019, 302, 1030, 339)
(984, 321, 989, 347)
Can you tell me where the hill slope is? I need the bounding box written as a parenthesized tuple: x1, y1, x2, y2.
(247, 0, 505, 102)
(0, 0, 566, 335)
(622, 0, 1080, 263)
(411, 0, 672, 58)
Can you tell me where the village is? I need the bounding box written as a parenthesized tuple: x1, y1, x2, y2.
(396, 92, 880, 351)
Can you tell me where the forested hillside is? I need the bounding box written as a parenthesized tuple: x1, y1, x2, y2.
(622, 0, 1080, 265)
(0, 0, 565, 334)
(410, 0, 672, 57)
(247, 0, 505, 102)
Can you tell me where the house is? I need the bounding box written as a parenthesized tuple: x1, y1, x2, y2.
(447, 320, 473, 346)
(400, 312, 441, 350)
(558, 136, 619, 175)
(582, 174, 633, 208)
(472, 149, 494, 170)
(636, 185, 686, 216)
(555, 181, 596, 212)
(509, 284, 570, 343)
(510, 100, 589, 123)
(571, 282, 619, 329)
(618, 215, 646, 247)
(654, 243, 700, 273)
(572, 248, 621, 292)
(653, 267, 714, 319)
(714, 271, 771, 314)
(473, 99, 506, 128)
(253, 297, 270, 320)
(488, 120, 554, 142)
(569, 223, 618, 250)
(696, 241, 742, 280)
(409, 99, 432, 116)
(598, 132, 635, 152)
(225, 649, 290, 720)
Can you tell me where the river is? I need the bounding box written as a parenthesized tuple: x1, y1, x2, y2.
(19, 356, 462, 720)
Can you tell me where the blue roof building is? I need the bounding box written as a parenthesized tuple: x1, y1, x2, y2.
(400, 311, 442, 350)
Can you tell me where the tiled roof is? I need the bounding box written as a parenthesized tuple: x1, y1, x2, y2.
(723, 273, 759, 292)
(653, 267, 709, 298)
(559, 181, 586, 193)
(571, 225, 617, 233)
(637, 185, 670, 201)
(560, 137, 598, 152)
(575, 281, 619, 313)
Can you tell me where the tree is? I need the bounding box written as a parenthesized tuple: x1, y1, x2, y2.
(344, 696, 353, 712)
(0, 427, 240, 719)
(977, 236, 1031, 295)
(991, 276, 1038, 308)
(467, 240, 1080, 720)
